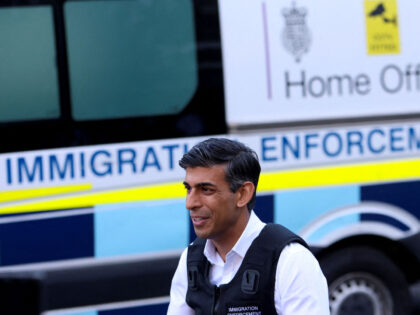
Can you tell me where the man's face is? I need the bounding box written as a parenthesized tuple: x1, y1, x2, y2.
(183, 165, 246, 243)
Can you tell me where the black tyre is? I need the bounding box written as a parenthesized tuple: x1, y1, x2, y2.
(320, 246, 412, 315)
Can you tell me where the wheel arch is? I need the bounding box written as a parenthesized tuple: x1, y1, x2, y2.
(314, 234, 420, 283)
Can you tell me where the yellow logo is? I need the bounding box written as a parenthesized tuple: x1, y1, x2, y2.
(365, 0, 400, 55)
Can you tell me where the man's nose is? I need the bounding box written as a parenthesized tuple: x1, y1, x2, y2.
(186, 189, 201, 210)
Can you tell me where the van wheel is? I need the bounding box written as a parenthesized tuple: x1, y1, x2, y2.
(320, 246, 412, 315)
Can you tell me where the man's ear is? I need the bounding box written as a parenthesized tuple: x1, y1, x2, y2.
(236, 181, 255, 208)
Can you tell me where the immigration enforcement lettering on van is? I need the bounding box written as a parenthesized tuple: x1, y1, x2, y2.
(2, 123, 420, 188)
(3, 142, 192, 187)
(258, 124, 420, 169)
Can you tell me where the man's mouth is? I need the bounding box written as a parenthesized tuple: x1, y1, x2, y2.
(191, 216, 209, 227)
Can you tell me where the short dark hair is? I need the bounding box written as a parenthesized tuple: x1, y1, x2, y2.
(179, 138, 261, 211)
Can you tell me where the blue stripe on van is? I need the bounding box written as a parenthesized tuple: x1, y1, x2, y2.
(274, 186, 360, 234)
(0, 213, 94, 266)
(360, 213, 410, 231)
(361, 180, 420, 220)
(254, 194, 274, 223)
(95, 201, 189, 257)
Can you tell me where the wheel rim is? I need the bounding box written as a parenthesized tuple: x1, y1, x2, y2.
(329, 272, 393, 315)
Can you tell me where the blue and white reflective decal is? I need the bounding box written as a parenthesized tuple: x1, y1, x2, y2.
(300, 202, 420, 246)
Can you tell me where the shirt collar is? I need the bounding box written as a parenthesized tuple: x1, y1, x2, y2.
(203, 211, 266, 264)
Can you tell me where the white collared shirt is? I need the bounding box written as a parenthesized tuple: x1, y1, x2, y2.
(167, 211, 330, 315)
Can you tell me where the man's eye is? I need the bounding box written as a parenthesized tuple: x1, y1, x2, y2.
(202, 187, 213, 193)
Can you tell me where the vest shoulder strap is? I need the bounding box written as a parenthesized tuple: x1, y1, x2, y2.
(187, 237, 206, 263)
(186, 238, 209, 292)
(260, 223, 308, 249)
(244, 223, 309, 265)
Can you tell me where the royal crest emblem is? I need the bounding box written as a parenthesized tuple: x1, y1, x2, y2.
(282, 2, 311, 62)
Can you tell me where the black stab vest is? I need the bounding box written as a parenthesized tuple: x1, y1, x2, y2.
(186, 223, 309, 315)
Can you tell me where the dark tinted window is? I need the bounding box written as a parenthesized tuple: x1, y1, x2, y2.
(65, 0, 197, 120)
(0, 6, 59, 123)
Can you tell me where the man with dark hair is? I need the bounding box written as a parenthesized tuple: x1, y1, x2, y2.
(167, 138, 329, 314)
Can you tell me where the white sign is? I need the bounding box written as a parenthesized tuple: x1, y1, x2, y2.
(219, 0, 420, 126)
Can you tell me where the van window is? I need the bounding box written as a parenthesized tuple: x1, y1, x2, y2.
(0, 6, 60, 123)
(64, 0, 197, 121)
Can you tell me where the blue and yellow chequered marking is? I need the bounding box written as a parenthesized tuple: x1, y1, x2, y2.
(2, 157, 420, 215)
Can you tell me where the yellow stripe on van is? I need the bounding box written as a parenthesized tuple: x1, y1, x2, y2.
(0, 183, 92, 203)
(0, 182, 186, 214)
(1, 157, 420, 214)
(259, 158, 420, 191)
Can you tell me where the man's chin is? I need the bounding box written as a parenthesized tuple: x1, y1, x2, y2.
(194, 228, 210, 239)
